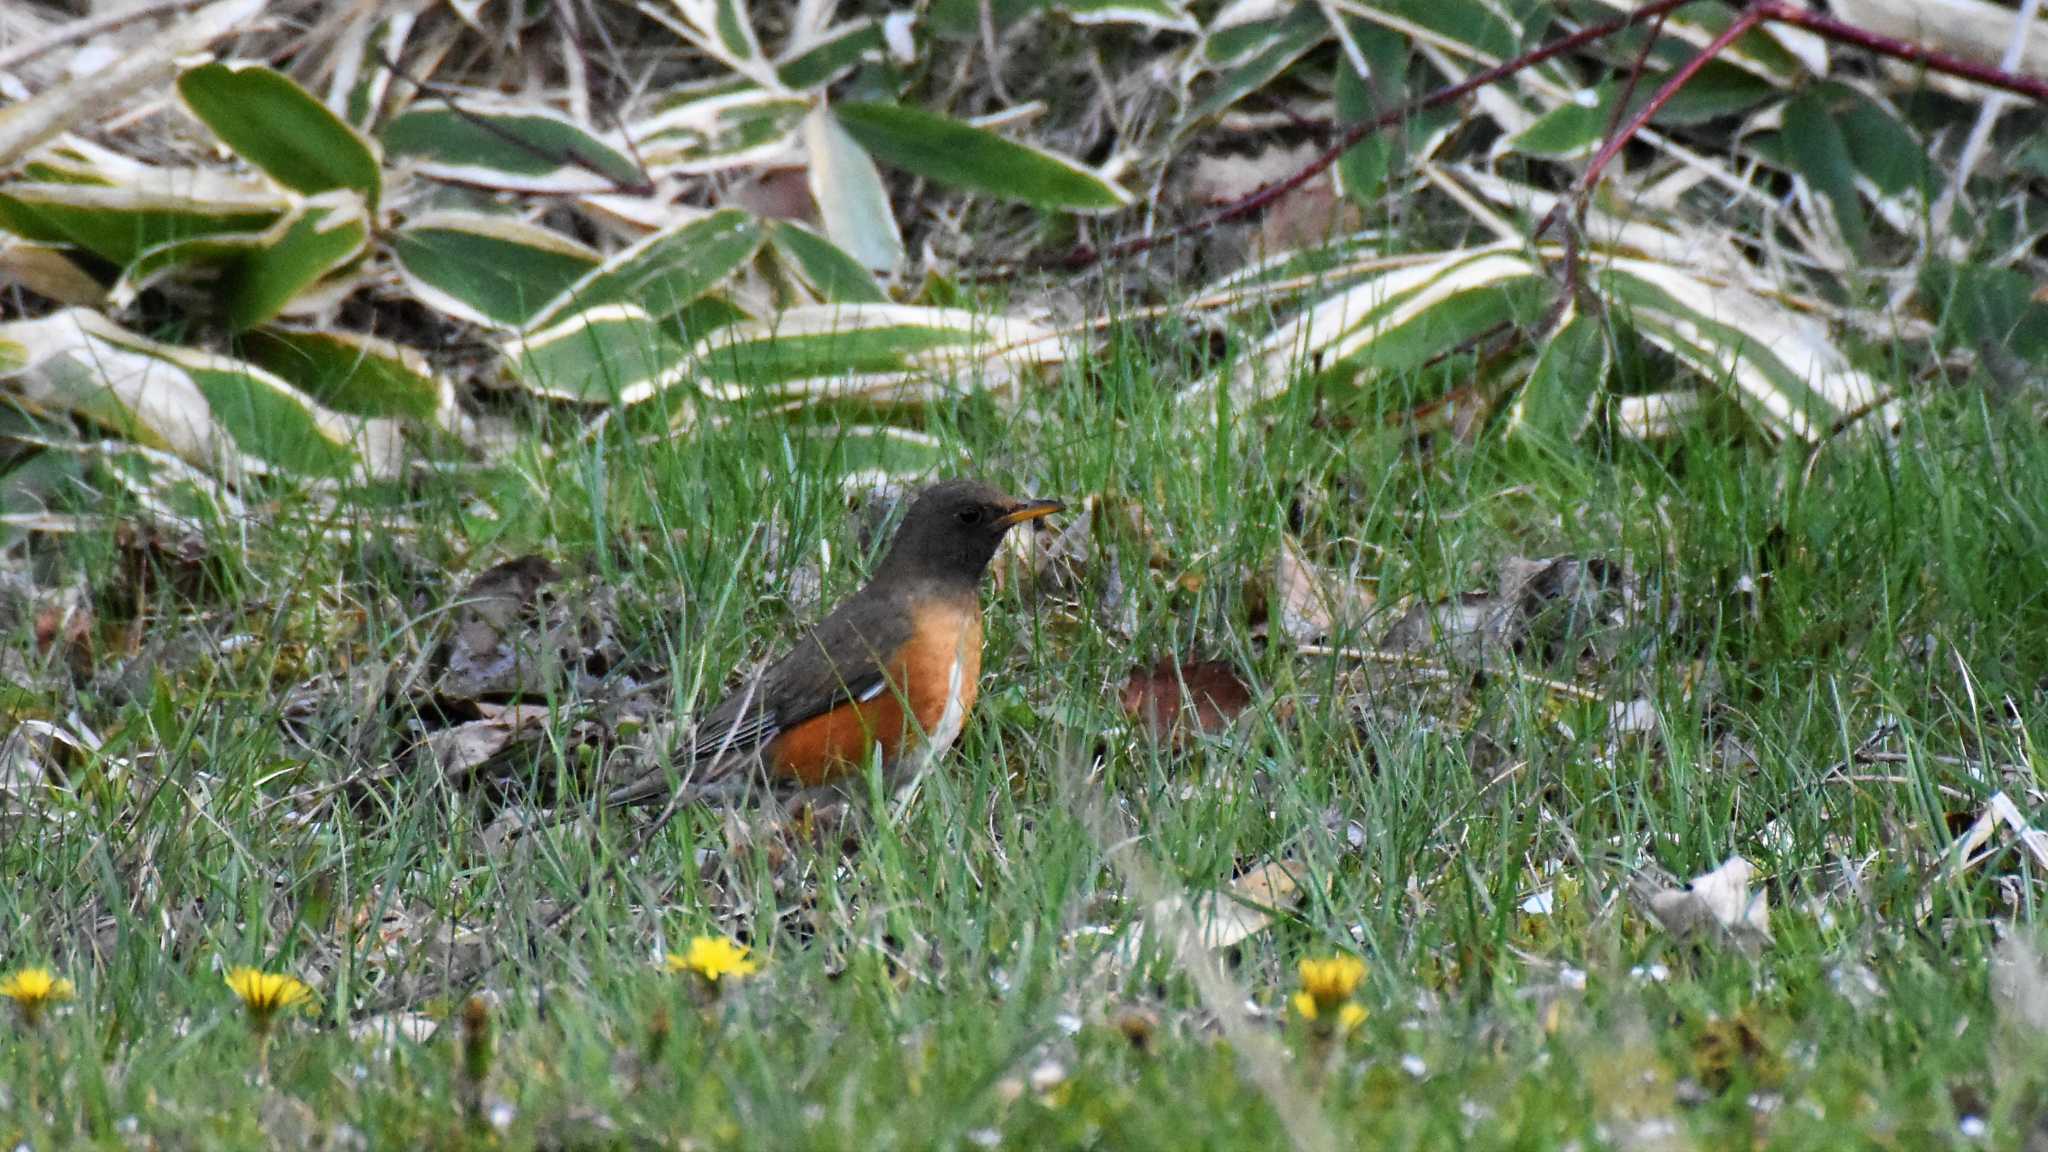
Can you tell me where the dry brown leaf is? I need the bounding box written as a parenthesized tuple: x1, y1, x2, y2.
(1272, 535, 1374, 644)
(423, 703, 553, 783)
(1118, 656, 1252, 741)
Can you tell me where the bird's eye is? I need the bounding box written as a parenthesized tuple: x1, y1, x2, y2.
(956, 506, 985, 525)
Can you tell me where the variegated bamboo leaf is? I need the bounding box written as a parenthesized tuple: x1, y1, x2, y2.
(240, 327, 456, 425)
(501, 305, 689, 404)
(177, 63, 384, 210)
(835, 103, 1133, 213)
(383, 104, 644, 193)
(391, 212, 602, 329)
(691, 304, 1061, 403)
(0, 308, 402, 478)
(525, 209, 764, 330)
(805, 104, 903, 275)
(0, 182, 286, 266)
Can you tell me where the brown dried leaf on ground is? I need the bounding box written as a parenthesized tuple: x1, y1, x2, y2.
(1119, 656, 1253, 741)
(1271, 535, 1375, 644)
(430, 555, 625, 704)
(1381, 555, 1638, 667)
(1637, 856, 1772, 951)
(423, 703, 556, 785)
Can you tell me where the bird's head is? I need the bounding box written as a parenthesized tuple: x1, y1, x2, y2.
(877, 479, 1063, 587)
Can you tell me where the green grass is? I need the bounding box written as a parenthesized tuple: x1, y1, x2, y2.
(4, 327, 2047, 1150)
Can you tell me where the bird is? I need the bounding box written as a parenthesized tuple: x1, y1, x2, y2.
(602, 479, 1063, 811)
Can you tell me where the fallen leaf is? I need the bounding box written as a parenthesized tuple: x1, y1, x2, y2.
(1640, 856, 1772, 950)
(1111, 857, 1312, 968)
(1380, 554, 1635, 666)
(422, 703, 554, 784)
(1118, 656, 1252, 741)
(431, 555, 624, 704)
(1272, 535, 1373, 644)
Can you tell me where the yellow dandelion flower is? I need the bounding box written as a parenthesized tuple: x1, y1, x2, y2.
(1, 967, 74, 1026)
(224, 968, 313, 1031)
(1296, 954, 1367, 1014)
(664, 936, 759, 983)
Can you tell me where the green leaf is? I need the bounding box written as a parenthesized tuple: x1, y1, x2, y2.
(177, 62, 384, 210)
(776, 20, 886, 87)
(1836, 89, 1933, 200)
(502, 305, 689, 404)
(635, 88, 810, 173)
(1782, 86, 1867, 255)
(834, 102, 1132, 213)
(527, 208, 764, 330)
(383, 104, 644, 193)
(691, 303, 1060, 403)
(0, 308, 394, 477)
(1342, 0, 1518, 60)
(770, 221, 888, 303)
(240, 327, 453, 423)
(0, 182, 284, 265)
(789, 422, 952, 482)
(804, 105, 903, 274)
(1332, 19, 1407, 205)
(1919, 261, 2048, 364)
(1190, 7, 1328, 123)
(1508, 84, 1614, 159)
(1507, 309, 1611, 442)
(224, 193, 371, 329)
(391, 213, 601, 329)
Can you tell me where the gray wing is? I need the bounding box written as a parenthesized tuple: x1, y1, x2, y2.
(604, 589, 909, 807)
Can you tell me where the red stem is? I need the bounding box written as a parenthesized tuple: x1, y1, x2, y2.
(1536, 7, 1765, 239)
(1749, 0, 2048, 104)
(1043, 0, 1701, 271)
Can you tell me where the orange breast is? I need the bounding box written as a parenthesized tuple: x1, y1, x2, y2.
(766, 599, 983, 788)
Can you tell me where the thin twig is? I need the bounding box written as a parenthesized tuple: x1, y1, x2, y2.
(1534, 9, 1766, 244)
(0, 0, 217, 72)
(1022, 0, 1701, 274)
(370, 48, 655, 197)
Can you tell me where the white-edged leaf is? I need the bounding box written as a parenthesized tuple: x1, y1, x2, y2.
(391, 212, 601, 329)
(0, 182, 287, 266)
(1601, 258, 1887, 441)
(691, 303, 1061, 403)
(177, 62, 384, 209)
(776, 18, 886, 87)
(327, 6, 419, 128)
(1505, 308, 1611, 442)
(240, 327, 457, 426)
(500, 304, 689, 404)
(525, 208, 763, 330)
(1200, 243, 1540, 404)
(834, 102, 1133, 213)
(0, 308, 401, 478)
(382, 103, 645, 193)
(769, 220, 888, 303)
(804, 104, 903, 274)
(113, 190, 371, 330)
(1057, 0, 1200, 33)
(635, 87, 809, 174)
(788, 423, 953, 484)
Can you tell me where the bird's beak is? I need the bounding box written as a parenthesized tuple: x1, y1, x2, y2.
(995, 498, 1065, 527)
